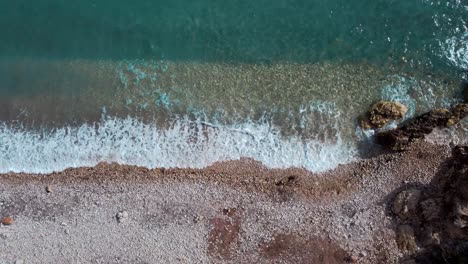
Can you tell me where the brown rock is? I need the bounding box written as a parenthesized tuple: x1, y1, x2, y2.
(446, 104, 468, 126)
(396, 225, 417, 251)
(376, 108, 452, 150)
(362, 101, 408, 129)
(1, 216, 14, 225)
(393, 189, 422, 220)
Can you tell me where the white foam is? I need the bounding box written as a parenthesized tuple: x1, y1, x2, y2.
(440, 30, 468, 70)
(0, 115, 356, 174)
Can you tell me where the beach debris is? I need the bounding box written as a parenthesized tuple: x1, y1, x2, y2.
(116, 211, 129, 223)
(360, 100, 408, 129)
(396, 225, 417, 251)
(392, 189, 421, 220)
(1, 216, 14, 225)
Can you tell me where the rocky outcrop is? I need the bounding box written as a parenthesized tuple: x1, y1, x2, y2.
(376, 105, 468, 151)
(360, 101, 408, 129)
(447, 103, 468, 126)
(391, 146, 468, 262)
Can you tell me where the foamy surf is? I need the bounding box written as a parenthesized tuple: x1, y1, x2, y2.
(0, 114, 357, 174)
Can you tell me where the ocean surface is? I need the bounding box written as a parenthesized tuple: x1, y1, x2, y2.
(0, 0, 467, 173)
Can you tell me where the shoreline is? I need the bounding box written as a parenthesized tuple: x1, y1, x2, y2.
(0, 140, 454, 263)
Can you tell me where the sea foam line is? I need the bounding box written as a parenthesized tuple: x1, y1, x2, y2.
(0, 116, 356, 174)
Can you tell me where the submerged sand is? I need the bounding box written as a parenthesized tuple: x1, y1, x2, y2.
(0, 140, 453, 263)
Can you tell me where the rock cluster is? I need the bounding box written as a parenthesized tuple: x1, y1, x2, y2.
(376, 104, 468, 150)
(392, 146, 468, 262)
(360, 100, 408, 129)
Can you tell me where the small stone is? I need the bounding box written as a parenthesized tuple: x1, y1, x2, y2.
(1, 216, 13, 225)
(15, 260, 25, 264)
(46, 186, 52, 193)
(116, 211, 129, 223)
(222, 208, 237, 217)
(359, 251, 367, 257)
(346, 254, 358, 263)
(396, 225, 417, 251)
(61, 222, 67, 226)
(393, 189, 422, 220)
(193, 215, 204, 223)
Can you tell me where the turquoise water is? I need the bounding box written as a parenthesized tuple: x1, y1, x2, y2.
(0, 0, 467, 173)
(0, 1, 466, 67)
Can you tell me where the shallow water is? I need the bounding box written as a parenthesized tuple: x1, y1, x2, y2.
(0, 0, 467, 173)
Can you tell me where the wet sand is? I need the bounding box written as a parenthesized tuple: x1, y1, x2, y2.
(0, 140, 452, 263)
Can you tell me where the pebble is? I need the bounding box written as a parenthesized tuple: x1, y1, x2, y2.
(1, 216, 13, 225)
(116, 211, 129, 223)
(46, 186, 52, 193)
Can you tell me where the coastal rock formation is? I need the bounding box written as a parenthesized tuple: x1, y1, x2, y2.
(360, 100, 408, 129)
(376, 105, 468, 150)
(447, 103, 468, 126)
(392, 146, 468, 262)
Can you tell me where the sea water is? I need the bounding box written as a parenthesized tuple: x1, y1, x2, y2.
(0, 0, 467, 173)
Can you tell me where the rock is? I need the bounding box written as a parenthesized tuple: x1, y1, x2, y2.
(376, 108, 452, 150)
(453, 198, 468, 228)
(446, 104, 468, 126)
(393, 189, 422, 220)
(1, 216, 13, 225)
(116, 211, 129, 223)
(361, 101, 408, 129)
(420, 198, 441, 221)
(396, 225, 417, 251)
(46, 186, 52, 193)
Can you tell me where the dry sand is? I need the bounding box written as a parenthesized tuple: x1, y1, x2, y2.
(0, 139, 453, 264)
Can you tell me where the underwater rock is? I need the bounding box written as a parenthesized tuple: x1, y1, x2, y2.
(360, 100, 408, 129)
